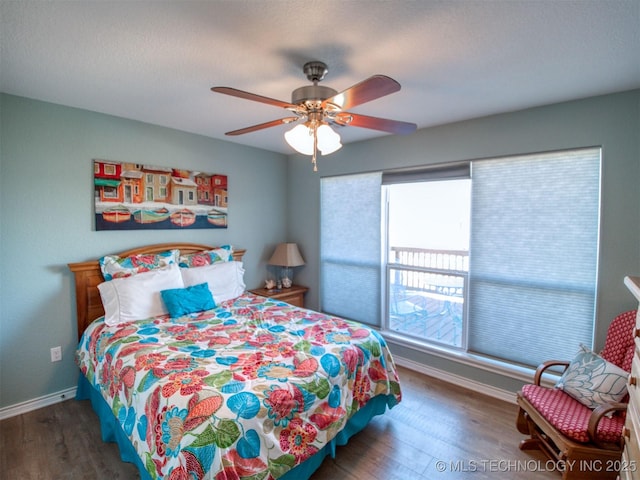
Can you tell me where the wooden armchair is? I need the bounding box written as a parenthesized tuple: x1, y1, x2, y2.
(516, 310, 637, 480)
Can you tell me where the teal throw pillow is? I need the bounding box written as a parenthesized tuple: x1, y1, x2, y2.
(161, 282, 215, 317)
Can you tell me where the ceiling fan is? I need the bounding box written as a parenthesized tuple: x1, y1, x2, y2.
(212, 61, 417, 171)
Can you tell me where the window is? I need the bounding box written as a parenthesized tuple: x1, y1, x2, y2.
(103, 186, 118, 199)
(320, 148, 601, 369)
(385, 178, 471, 348)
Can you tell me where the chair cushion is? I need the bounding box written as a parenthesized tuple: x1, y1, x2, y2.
(600, 310, 637, 372)
(521, 384, 625, 444)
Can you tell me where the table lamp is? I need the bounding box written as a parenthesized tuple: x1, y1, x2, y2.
(268, 243, 305, 288)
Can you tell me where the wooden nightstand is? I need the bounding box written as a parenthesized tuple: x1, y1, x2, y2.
(249, 284, 309, 308)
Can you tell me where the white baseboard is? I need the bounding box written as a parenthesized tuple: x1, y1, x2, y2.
(0, 357, 515, 420)
(393, 355, 517, 404)
(0, 387, 77, 421)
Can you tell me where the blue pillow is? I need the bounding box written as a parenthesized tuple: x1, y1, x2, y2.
(160, 282, 215, 317)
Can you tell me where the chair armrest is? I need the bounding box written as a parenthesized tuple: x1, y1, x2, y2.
(587, 402, 628, 449)
(533, 360, 570, 386)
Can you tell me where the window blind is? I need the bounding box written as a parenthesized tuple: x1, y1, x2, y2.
(320, 172, 382, 326)
(468, 148, 601, 367)
(381, 161, 470, 184)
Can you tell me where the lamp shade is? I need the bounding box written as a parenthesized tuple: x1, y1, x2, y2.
(268, 243, 305, 267)
(284, 123, 342, 156)
(284, 124, 314, 155)
(317, 124, 342, 155)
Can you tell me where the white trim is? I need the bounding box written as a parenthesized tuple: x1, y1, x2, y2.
(384, 331, 559, 388)
(393, 355, 518, 404)
(0, 387, 77, 420)
(385, 331, 534, 381)
(0, 360, 515, 421)
(0, 355, 532, 419)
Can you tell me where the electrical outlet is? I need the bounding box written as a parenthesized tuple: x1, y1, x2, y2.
(50, 346, 62, 362)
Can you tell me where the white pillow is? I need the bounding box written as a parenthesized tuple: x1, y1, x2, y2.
(98, 264, 184, 326)
(180, 261, 245, 303)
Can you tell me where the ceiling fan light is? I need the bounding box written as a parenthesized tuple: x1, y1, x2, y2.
(317, 124, 342, 155)
(320, 141, 342, 155)
(284, 124, 314, 155)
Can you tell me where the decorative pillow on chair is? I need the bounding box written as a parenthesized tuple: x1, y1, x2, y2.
(555, 344, 629, 409)
(100, 249, 179, 281)
(178, 245, 233, 268)
(161, 283, 216, 318)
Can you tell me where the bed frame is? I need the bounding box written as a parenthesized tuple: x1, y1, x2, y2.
(68, 243, 246, 340)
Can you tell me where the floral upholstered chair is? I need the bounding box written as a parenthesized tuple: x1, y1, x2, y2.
(516, 310, 637, 480)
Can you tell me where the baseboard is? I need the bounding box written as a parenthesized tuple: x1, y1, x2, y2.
(0, 358, 514, 420)
(0, 387, 77, 421)
(393, 355, 517, 404)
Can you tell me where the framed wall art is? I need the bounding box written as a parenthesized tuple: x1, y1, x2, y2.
(94, 159, 228, 230)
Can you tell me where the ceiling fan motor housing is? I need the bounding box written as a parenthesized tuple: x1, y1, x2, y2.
(292, 61, 337, 107)
(291, 85, 338, 106)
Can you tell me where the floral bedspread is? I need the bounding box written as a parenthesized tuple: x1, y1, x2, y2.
(76, 293, 402, 480)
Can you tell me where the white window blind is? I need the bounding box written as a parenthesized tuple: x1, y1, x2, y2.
(320, 172, 382, 326)
(468, 148, 601, 367)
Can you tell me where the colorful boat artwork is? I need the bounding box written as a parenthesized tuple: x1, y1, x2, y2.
(133, 207, 170, 224)
(170, 208, 196, 227)
(94, 160, 227, 230)
(102, 204, 132, 223)
(207, 209, 227, 227)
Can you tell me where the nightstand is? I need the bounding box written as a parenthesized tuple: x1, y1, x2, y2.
(249, 284, 309, 308)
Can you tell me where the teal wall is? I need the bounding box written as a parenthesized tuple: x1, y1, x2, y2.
(288, 89, 640, 393)
(1, 90, 639, 410)
(0, 94, 288, 408)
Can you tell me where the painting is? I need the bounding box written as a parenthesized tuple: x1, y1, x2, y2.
(94, 160, 227, 230)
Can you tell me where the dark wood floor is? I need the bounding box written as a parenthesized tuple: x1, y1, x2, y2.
(0, 366, 557, 479)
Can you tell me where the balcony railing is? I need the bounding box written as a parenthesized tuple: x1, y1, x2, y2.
(390, 246, 469, 272)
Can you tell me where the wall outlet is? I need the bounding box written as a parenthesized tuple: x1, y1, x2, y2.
(50, 346, 62, 362)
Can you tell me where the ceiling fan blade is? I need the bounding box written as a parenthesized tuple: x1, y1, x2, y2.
(224, 117, 299, 136)
(335, 112, 416, 135)
(212, 87, 296, 110)
(323, 75, 401, 110)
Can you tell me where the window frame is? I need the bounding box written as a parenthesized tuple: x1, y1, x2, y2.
(382, 178, 471, 350)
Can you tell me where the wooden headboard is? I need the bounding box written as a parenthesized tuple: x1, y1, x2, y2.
(68, 243, 246, 340)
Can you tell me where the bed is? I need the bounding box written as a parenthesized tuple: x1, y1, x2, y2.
(69, 242, 402, 480)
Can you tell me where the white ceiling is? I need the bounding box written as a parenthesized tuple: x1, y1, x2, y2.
(1, 1, 639, 154)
